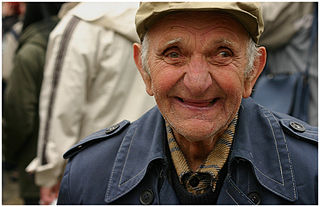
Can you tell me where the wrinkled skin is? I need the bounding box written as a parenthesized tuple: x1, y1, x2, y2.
(134, 12, 266, 170)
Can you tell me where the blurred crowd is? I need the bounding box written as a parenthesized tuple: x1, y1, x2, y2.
(2, 2, 317, 205)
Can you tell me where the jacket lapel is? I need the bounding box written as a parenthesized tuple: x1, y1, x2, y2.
(229, 98, 297, 202)
(104, 107, 166, 203)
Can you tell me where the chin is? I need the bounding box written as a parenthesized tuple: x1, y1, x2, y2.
(170, 119, 222, 143)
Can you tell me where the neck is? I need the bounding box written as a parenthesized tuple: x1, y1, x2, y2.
(174, 133, 218, 171)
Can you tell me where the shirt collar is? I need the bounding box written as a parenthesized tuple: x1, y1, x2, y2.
(166, 114, 238, 194)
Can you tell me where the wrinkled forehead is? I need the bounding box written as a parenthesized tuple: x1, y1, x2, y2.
(147, 11, 249, 41)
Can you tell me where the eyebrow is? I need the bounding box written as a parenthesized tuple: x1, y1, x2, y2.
(214, 39, 234, 46)
(165, 38, 182, 47)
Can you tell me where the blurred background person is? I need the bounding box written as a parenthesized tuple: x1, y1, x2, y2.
(2, 2, 23, 35)
(2, 3, 26, 204)
(26, 2, 155, 204)
(2, 2, 25, 106)
(255, 2, 318, 126)
(3, 2, 63, 204)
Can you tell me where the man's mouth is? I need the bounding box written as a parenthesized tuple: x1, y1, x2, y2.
(175, 97, 219, 108)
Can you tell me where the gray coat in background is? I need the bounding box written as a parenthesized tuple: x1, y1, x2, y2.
(259, 2, 318, 126)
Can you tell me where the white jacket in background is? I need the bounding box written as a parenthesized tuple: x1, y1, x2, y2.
(27, 2, 155, 187)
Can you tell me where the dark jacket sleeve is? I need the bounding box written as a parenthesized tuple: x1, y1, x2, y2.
(3, 42, 44, 164)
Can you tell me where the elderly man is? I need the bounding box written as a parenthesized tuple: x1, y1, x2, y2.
(57, 2, 317, 205)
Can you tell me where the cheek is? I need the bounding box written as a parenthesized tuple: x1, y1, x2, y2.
(150, 69, 182, 96)
(214, 70, 245, 97)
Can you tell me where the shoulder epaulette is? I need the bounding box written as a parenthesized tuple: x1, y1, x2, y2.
(280, 119, 318, 143)
(63, 120, 130, 159)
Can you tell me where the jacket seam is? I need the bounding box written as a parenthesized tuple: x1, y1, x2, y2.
(274, 115, 297, 199)
(226, 177, 254, 205)
(105, 126, 130, 201)
(267, 111, 297, 199)
(119, 125, 139, 186)
(261, 111, 285, 185)
(226, 189, 239, 205)
(304, 131, 318, 135)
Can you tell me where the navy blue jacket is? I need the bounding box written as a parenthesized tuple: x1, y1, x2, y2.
(57, 98, 318, 204)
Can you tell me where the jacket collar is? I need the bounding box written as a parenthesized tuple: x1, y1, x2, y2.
(104, 98, 297, 203)
(230, 98, 297, 202)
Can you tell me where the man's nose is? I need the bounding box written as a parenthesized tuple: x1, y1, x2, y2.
(183, 55, 212, 95)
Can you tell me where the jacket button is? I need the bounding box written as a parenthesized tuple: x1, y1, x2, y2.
(189, 176, 200, 187)
(140, 189, 154, 205)
(105, 124, 120, 134)
(289, 121, 305, 132)
(248, 192, 261, 205)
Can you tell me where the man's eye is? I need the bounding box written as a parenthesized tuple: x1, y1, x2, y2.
(216, 47, 233, 58)
(167, 52, 180, 58)
(218, 51, 231, 57)
(208, 48, 233, 65)
(162, 48, 186, 65)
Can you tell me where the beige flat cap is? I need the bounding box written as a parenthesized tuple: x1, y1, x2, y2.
(135, 2, 264, 43)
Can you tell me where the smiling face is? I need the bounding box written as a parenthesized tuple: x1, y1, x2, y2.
(134, 11, 265, 145)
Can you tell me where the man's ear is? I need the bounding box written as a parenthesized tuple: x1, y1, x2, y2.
(133, 43, 154, 96)
(243, 46, 267, 98)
